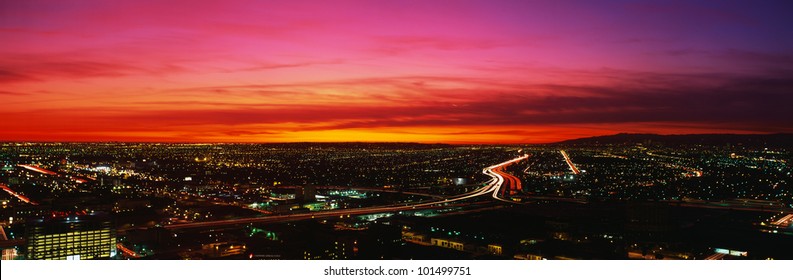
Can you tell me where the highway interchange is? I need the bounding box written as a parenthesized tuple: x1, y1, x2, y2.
(164, 154, 530, 230)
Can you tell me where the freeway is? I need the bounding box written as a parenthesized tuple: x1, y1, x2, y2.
(17, 164, 89, 183)
(484, 155, 529, 203)
(0, 183, 38, 205)
(772, 214, 793, 226)
(485, 155, 590, 204)
(559, 150, 581, 175)
(18, 164, 58, 175)
(163, 155, 529, 230)
(116, 243, 141, 258)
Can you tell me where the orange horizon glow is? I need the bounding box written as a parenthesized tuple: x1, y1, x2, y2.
(2, 1, 792, 143)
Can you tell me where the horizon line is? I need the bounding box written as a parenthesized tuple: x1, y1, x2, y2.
(2, 132, 790, 145)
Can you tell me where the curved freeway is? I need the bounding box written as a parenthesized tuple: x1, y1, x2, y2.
(163, 154, 529, 230)
(484, 155, 529, 203)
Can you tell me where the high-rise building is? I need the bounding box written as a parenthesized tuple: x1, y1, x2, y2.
(25, 213, 116, 260)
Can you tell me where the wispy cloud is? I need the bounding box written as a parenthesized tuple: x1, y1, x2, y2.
(2, 1, 793, 142)
(73, 70, 793, 134)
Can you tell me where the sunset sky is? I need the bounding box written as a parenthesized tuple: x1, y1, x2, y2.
(2, 0, 792, 143)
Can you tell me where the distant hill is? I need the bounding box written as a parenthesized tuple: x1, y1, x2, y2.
(555, 133, 793, 148)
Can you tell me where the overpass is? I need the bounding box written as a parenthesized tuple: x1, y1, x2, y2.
(163, 155, 530, 230)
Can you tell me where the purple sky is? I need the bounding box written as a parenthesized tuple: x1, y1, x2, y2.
(1, 0, 792, 143)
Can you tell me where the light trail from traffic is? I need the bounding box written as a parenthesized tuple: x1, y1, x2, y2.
(560, 150, 581, 175)
(116, 243, 140, 258)
(485, 154, 529, 203)
(164, 155, 529, 230)
(17, 164, 89, 184)
(18, 164, 58, 175)
(0, 184, 38, 205)
(772, 214, 793, 226)
(486, 154, 591, 204)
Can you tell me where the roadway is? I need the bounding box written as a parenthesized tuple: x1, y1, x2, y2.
(484, 155, 529, 203)
(17, 164, 89, 183)
(163, 155, 530, 230)
(772, 214, 793, 226)
(116, 243, 141, 258)
(559, 150, 581, 175)
(18, 164, 58, 175)
(120, 150, 793, 232)
(0, 183, 38, 205)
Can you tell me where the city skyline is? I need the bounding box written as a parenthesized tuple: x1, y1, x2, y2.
(3, 0, 793, 144)
(2, 139, 791, 261)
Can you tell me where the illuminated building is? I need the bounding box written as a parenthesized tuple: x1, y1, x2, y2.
(430, 238, 465, 251)
(487, 244, 503, 255)
(402, 230, 430, 245)
(2, 248, 19, 260)
(25, 213, 116, 260)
